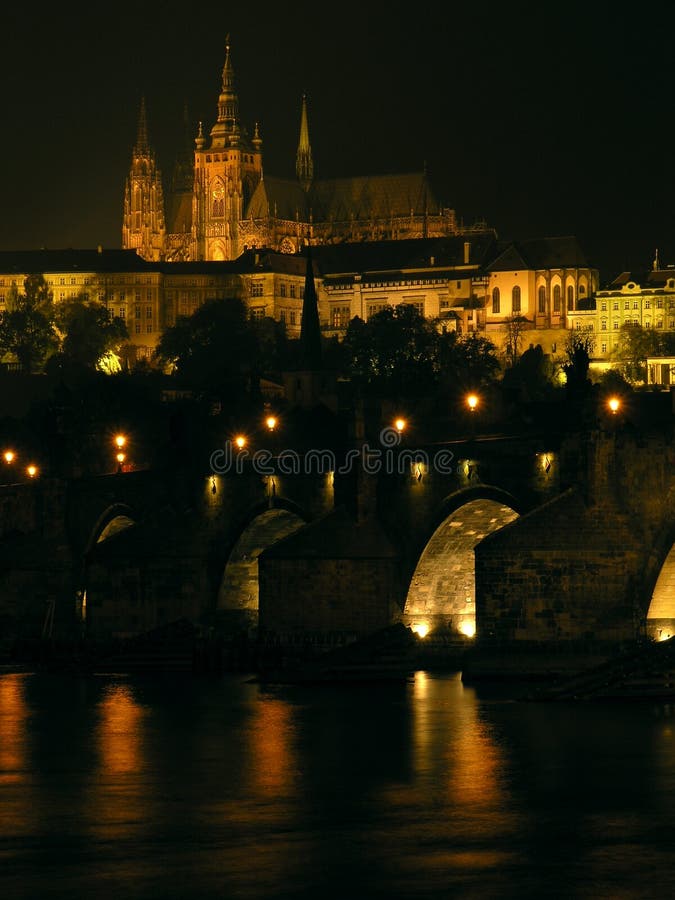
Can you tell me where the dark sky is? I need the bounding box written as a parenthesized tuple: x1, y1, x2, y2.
(2, 3, 673, 284)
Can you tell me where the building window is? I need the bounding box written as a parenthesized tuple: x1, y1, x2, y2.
(146, 306, 152, 318)
(613, 321, 619, 329)
(613, 301, 619, 310)
(491, 287, 500, 314)
(251, 283, 263, 297)
(657, 298, 663, 308)
(634, 301, 639, 309)
(146, 323, 152, 333)
(579, 285, 586, 296)
(567, 285, 574, 310)
(601, 343, 607, 354)
(290, 285, 297, 298)
(538, 285, 546, 313)
(600, 301, 607, 311)
(135, 305, 141, 318)
(289, 311, 297, 326)
(625, 301, 630, 309)
(553, 285, 561, 312)
(135, 323, 141, 334)
(280, 284, 287, 297)
(645, 299, 651, 309)
(657, 319, 663, 328)
(601, 320, 607, 330)
(250, 308, 265, 320)
(511, 285, 521, 312)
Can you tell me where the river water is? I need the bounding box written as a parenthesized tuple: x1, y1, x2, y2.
(2, 668, 675, 900)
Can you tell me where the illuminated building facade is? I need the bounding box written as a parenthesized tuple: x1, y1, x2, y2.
(122, 38, 481, 263)
(572, 263, 675, 367)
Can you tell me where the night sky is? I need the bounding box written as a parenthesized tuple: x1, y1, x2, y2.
(2, 4, 674, 284)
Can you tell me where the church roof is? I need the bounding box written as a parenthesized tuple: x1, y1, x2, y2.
(246, 176, 309, 220)
(486, 236, 593, 272)
(165, 190, 193, 235)
(245, 172, 444, 224)
(308, 172, 440, 221)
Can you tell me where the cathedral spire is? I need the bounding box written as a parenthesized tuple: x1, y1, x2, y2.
(210, 34, 241, 147)
(296, 93, 314, 192)
(299, 244, 322, 370)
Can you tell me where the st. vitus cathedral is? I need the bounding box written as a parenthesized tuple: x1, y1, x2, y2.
(122, 37, 474, 263)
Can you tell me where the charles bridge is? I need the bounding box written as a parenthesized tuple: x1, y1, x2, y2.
(1, 394, 674, 662)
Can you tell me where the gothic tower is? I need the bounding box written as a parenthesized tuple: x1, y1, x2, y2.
(296, 93, 314, 193)
(122, 97, 166, 261)
(191, 36, 263, 261)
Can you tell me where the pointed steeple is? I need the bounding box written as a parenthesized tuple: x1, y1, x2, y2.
(122, 97, 165, 261)
(210, 34, 241, 147)
(296, 93, 314, 192)
(299, 245, 322, 370)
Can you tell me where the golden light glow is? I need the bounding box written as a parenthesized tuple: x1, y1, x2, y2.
(394, 417, 406, 433)
(608, 396, 621, 414)
(265, 416, 277, 431)
(3, 450, 14, 464)
(116, 452, 125, 464)
(114, 434, 126, 449)
(466, 393, 479, 411)
(26, 465, 38, 478)
(411, 622, 429, 638)
(235, 435, 247, 449)
(459, 620, 476, 638)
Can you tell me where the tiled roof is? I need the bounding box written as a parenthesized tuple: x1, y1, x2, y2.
(487, 236, 592, 271)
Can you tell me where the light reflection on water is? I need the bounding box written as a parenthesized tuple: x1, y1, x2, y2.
(1, 670, 675, 899)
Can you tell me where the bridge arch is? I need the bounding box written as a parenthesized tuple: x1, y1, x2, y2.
(217, 499, 308, 631)
(645, 526, 675, 642)
(403, 487, 522, 639)
(85, 503, 138, 554)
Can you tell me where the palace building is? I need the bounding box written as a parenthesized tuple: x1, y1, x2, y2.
(122, 37, 486, 263)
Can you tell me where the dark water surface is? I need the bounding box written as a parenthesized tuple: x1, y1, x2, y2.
(2, 669, 675, 900)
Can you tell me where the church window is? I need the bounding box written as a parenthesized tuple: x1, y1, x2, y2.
(553, 285, 561, 312)
(512, 285, 520, 312)
(567, 285, 574, 309)
(538, 286, 546, 313)
(579, 285, 586, 295)
(491, 287, 500, 313)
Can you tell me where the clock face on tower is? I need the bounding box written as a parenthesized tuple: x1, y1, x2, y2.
(212, 185, 225, 200)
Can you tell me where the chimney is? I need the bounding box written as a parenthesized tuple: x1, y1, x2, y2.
(463, 241, 470, 264)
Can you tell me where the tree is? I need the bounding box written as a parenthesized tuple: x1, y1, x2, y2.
(613, 323, 662, 383)
(502, 343, 560, 401)
(503, 314, 529, 366)
(562, 329, 594, 398)
(53, 296, 128, 371)
(436, 329, 501, 396)
(153, 296, 258, 405)
(0, 274, 58, 372)
(342, 304, 439, 399)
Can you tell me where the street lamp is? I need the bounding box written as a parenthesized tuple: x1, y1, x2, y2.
(265, 416, 277, 432)
(114, 434, 126, 450)
(26, 464, 38, 479)
(394, 417, 406, 434)
(466, 393, 479, 413)
(608, 396, 621, 415)
(234, 435, 247, 450)
(3, 450, 15, 465)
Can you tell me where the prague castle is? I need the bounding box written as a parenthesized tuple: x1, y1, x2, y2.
(122, 37, 483, 263)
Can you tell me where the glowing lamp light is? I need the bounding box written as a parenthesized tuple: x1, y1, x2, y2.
(394, 418, 406, 433)
(116, 452, 125, 464)
(608, 396, 621, 414)
(265, 416, 277, 431)
(411, 622, 429, 639)
(26, 464, 38, 478)
(3, 450, 15, 464)
(114, 434, 126, 449)
(234, 435, 247, 450)
(466, 393, 479, 412)
(459, 621, 476, 638)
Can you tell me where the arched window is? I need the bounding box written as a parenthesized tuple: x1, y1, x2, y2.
(553, 285, 561, 312)
(512, 285, 521, 312)
(492, 287, 500, 314)
(567, 285, 575, 310)
(538, 285, 546, 313)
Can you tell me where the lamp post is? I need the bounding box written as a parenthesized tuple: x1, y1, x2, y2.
(466, 393, 479, 438)
(113, 434, 127, 473)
